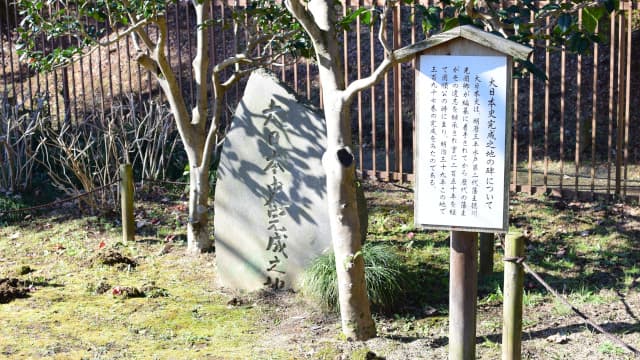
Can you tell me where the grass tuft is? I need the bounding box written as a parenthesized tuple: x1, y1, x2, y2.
(301, 242, 408, 313)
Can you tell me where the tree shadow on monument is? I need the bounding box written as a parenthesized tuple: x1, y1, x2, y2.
(217, 94, 326, 225)
(215, 70, 331, 291)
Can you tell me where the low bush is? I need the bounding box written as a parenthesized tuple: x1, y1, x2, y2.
(301, 242, 408, 313)
(0, 195, 26, 224)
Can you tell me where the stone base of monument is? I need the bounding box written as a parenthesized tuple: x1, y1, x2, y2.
(214, 69, 332, 291)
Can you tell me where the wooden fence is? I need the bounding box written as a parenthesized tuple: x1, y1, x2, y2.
(0, 1, 638, 201)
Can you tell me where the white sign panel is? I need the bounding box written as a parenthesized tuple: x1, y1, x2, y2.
(415, 55, 509, 232)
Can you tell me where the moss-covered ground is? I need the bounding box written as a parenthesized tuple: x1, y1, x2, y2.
(1, 181, 639, 359)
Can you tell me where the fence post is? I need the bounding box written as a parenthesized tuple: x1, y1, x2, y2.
(502, 231, 525, 360)
(615, 10, 627, 198)
(479, 233, 494, 276)
(450, 231, 478, 360)
(120, 164, 134, 243)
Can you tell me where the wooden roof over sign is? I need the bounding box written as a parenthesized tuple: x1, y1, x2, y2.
(394, 25, 534, 62)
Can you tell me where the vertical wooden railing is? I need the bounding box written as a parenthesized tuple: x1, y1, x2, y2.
(0, 1, 636, 200)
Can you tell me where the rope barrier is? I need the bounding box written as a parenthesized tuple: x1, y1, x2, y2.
(503, 253, 640, 357)
(0, 179, 120, 216)
(141, 178, 189, 186)
(503, 256, 525, 264)
(0, 177, 190, 217)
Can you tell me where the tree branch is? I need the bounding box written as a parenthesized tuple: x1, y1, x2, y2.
(213, 54, 253, 74)
(378, 2, 393, 57)
(465, 0, 508, 37)
(133, 24, 156, 52)
(284, 0, 324, 44)
(136, 18, 196, 162)
(191, 0, 210, 128)
(343, 56, 394, 102)
(202, 79, 225, 170)
(136, 53, 161, 75)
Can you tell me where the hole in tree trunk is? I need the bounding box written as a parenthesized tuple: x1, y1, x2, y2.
(337, 148, 354, 167)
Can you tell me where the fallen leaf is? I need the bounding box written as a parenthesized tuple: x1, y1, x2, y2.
(9, 232, 20, 240)
(170, 204, 187, 212)
(52, 244, 65, 251)
(98, 241, 106, 249)
(164, 234, 176, 242)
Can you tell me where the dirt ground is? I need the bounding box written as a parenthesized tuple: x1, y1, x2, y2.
(250, 183, 640, 359)
(249, 287, 640, 359)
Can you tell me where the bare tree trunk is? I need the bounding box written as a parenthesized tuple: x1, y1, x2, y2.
(284, 0, 376, 340)
(134, 3, 216, 254)
(323, 98, 376, 340)
(187, 163, 212, 253)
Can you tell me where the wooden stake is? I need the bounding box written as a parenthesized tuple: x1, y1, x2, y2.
(120, 164, 135, 243)
(450, 231, 478, 360)
(479, 233, 494, 276)
(502, 232, 525, 360)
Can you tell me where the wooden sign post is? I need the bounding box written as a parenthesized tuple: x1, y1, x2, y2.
(413, 26, 532, 360)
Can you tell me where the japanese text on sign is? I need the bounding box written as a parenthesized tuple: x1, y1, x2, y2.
(415, 55, 508, 231)
(262, 100, 290, 289)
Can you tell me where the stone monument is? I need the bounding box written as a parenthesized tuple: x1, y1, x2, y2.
(215, 69, 331, 291)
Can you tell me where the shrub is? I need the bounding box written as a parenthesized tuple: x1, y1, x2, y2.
(301, 242, 408, 313)
(34, 95, 183, 212)
(0, 94, 44, 193)
(0, 195, 26, 224)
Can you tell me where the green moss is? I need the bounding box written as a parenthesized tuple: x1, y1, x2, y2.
(350, 346, 375, 360)
(3, 181, 640, 358)
(0, 210, 289, 359)
(313, 344, 342, 359)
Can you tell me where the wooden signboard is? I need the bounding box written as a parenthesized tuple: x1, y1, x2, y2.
(415, 53, 511, 233)
(409, 26, 532, 360)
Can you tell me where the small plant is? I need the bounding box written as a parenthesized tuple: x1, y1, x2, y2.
(552, 298, 572, 316)
(522, 317, 538, 329)
(569, 285, 604, 305)
(480, 285, 503, 305)
(523, 290, 545, 307)
(301, 242, 408, 313)
(623, 265, 640, 288)
(0, 195, 27, 224)
(598, 341, 625, 356)
(122, 95, 182, 182)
